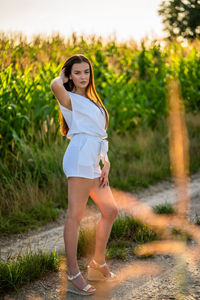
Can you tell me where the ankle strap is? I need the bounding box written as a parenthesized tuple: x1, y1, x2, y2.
(93, 259, 107, 268)
(67, 271, 81, 280)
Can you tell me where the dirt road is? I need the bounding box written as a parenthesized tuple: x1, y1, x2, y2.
(2, 171, 200, 299)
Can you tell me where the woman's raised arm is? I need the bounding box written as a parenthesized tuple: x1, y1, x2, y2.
(50, 70, 72, 110)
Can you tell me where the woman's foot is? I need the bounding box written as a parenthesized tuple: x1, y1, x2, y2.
(66, 270, 96, 295)
(87, 259, 118, 281)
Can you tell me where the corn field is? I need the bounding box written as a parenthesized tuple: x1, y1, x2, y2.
(1, 32, 200, 160)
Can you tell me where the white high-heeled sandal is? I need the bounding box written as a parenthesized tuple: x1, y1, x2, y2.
(66, 271, 96, 295)
(87, 259, 118, 281)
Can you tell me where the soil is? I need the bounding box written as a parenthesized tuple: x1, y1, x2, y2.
(1, 171, 200, 299)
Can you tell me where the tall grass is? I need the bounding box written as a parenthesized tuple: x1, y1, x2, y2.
(1, 32, 200, 233)
(0, 249, 60, 294)
(1, 113, 200, 233)
(77, 214, 157, 259)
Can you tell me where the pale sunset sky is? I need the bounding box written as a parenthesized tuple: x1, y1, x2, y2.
(0, 0, 165, 42)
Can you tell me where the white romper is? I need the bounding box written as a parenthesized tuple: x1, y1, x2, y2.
(58, 91, 109, 179)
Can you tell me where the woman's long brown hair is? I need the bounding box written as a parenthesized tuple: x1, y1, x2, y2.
(58, 54, 109, 136)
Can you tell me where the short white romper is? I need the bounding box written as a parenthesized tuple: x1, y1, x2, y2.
(58, 91, 109, 179)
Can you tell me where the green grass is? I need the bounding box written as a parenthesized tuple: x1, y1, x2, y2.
(77, 226, 97, 258)
(0, 248, 61, 295)
(133, 247, 155, 259)
(153, 202, 175, 214)
(77, 215, 158, 260)
(187, 113, 200, 173)
(106, 246, 127, 260)
(1, 113, 200, 234)
(106, 240, 134, 260)
(171, 228, 192, 241)
(109, 215, 158, 243)
(152, 203, 193, 241)
(0, 200, 61, 234)
(109, 113, 200, 191)
(109, 120, 170, 191)
(196, 215, 200, 225)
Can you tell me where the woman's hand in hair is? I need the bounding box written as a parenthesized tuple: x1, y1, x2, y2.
(60, 69, 69, 84)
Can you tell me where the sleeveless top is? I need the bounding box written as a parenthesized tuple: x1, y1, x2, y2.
(57, 91, 108, 140)
(57, 91, 109, 164)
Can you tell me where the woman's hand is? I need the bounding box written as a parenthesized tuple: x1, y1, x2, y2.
(99, 162, 110, 188)
(60, 69, 69, 84)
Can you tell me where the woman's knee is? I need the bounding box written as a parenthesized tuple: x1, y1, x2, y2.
(65, 208, 83, 225)
(103, 205, 118, 220)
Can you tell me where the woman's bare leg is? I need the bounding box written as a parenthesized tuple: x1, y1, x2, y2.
(89, 177, 118, 265)
(64, 176, 94, 290)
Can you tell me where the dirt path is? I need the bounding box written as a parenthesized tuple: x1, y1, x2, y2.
(1, 171, 200, 299)
(3, 251, 200, 299)
(1, 171, 200, 261)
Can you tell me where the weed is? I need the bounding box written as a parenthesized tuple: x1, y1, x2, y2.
(0, 248, 60, 295)
(153, 202, 175, 214)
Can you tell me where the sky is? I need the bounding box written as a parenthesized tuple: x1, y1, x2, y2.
(0, 0, 165, 42)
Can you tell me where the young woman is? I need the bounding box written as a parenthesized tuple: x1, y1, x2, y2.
(50, 54, 118, 296)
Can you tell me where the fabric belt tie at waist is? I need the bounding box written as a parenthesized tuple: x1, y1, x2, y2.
(72, 133, 108, 165)
(98, 139, 108, 165)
